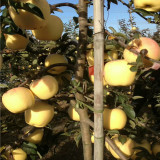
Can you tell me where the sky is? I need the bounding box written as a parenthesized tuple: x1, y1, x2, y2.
(47, 0, 157, 33)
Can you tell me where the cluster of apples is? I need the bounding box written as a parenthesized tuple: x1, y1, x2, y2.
(87, 37, 160, 87)
(91, 133, 160, 160)
(2, 53, 69, 123)
(105, 136, 160, 160)
(3, 0, 63, 50)
(86, 37, 160, 159)
(2, 53, 69, 159)
(4, 127, 44, 159)
(106, 137, 160, 160)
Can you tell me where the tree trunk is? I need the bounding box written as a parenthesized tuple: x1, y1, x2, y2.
(93, 0, 104, 160)
(75, 0, 92, 160)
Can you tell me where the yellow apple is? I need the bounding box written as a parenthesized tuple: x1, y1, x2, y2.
(2, 87, 35, 113)
(24, 128, 44, 144)
(123, 37, 160, 67)
(105, 135, 135, 159)
(86, 46, 118, 66)
(88, 66, 108, 86)
(104, 50, 118, 61)
(32, 15, 63, 41)
(103, 108, 127, 130)
(7, 148, 27, 160)
(4, 33, 29, 50)
(131, 139, 152, 160)
(37, 66, 41, 70)
(0, 54, 2, 70)
(45, 54, 68, 74)
(86, 47, 94, 66)
(68, 105, 80, 121)
(25, 101, 54, 127)
(104, 59, 136, 86)
(30, 75, 59, 100)
(8, 0, 50, 30)
(89, 74, 108, 86)
(134, 0, 160, 12)
(131, 27, 137, 31)
(152, 143, 160, 156)
(91, 134, 94, 143)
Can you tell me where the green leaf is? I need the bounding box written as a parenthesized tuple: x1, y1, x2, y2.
(154, 14, 160, 23)
(74, 132, 82, 147)
(114, 32, 127, 39)
(130, 66, 138, 72)
(136, 55, 142, 63)
(0, 146, 6, 153)
(32, 59, 37, 65)
(105, 45, 116, 50)
(129, 120, 136, 129)
(0, 83, 8, 88)
(133, 9, 154, 17)
(10, 75, 18, 82)
(77, 86, 83, 93)
(122, 104, 136, 119)
(115, 92, 128, 104)
(36, 151, 42, 159)
(73, 17, 78, 24)
(109, 26, 117, 34)
(155, 104, 160, 107)
(12, 2, 44, 19)
(133, 32, 140, 39)
(147, 18, 152, 23)
(87, 28, 93, 37)
(108, 130, 119, 135)
(132, 96, 144, 100)
(71, 79, 79, 87)
(22, 142, 37, 150)
(30, 155, 37, 160)
(74, 25, 79, 30)
(21, 54, 29, 57)
(3, 17, 14, 25)
(2, 8, 8, 17)
(118, 135, 127, 145)
(0, 155, 7, 159)
(75, 102, 79, 109)
(61, 33, 69, 41)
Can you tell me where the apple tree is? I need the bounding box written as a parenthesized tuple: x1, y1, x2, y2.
(0, 0, 160, 160)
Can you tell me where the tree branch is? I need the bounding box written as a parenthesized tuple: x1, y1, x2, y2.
(50, 3, 78, 13)
(105, 136, 128, 160)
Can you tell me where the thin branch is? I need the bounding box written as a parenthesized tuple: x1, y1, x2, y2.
(117, 0, 159, 24)
(50, 3, 78, 13)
